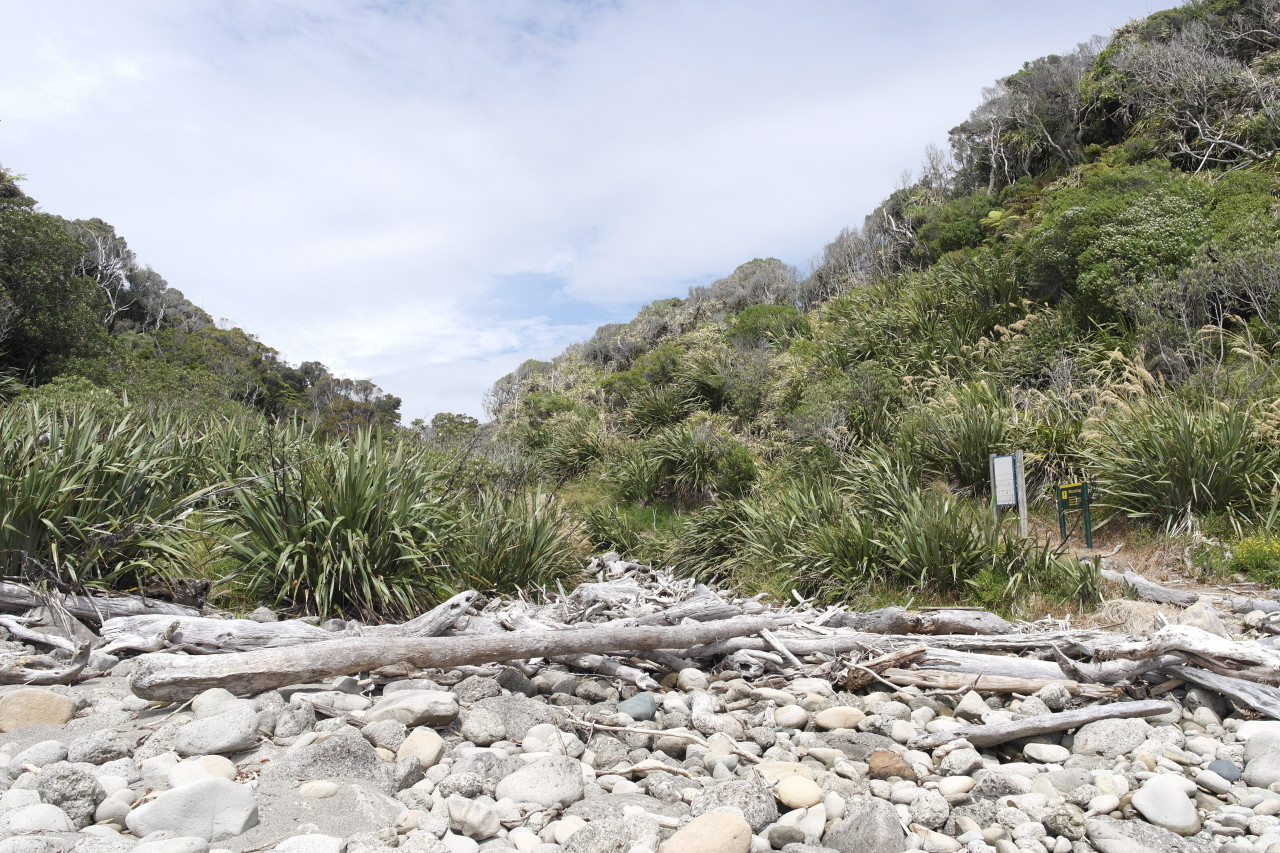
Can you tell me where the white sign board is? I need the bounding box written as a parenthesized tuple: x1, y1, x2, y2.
(992, 454, 1018, 507)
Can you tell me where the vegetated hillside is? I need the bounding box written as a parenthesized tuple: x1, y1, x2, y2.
(0, 172, 588, 619)
(3, 0, 1279, 624)
(485, 0, 1280, 614)
(0, 170, 401, 433)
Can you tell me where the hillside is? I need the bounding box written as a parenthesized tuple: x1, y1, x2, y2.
(0, 171, 401, 433)
(2, 0, 1279, 622)
(484, 0, 1280, 612)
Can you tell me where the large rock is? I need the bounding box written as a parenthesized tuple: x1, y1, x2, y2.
(659, 812, 751, 853)
(175, 702, 261, 756)
(1086, 818, 1214, 853)
(493, 755, 584, 809)
(0, 688, 76, 732)
(260, 729, 394, 793)
(33, 761, 106, 828)
(126, 778, 258, 842)
(3, 804, 75, 833)
(471, 694, 554, 740)
(1244, 729, 1280, 788)
(364, 691, 457, 727)
(1131, 775, 1199, 836)
(689, 779, 777, 833)
(397, 728, 447, 769)
(1072, 718, 1153, 759)
(822, 795, 906, 853)
(564, 813, 661, 853)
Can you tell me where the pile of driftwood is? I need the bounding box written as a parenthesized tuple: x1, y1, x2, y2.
(1, 555, 1279, 741)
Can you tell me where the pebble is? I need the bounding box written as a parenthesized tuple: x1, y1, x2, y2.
(618, 692, 658, 722)
(814, 707, 865, 730)
(297, 781, 339, 798)
(661, 812, 752, 853)
(1130, 774, 1201, 836)
(0, 688, 77, 732)
(775, 776, 823, 809)
(1023, 744, 1070, 764)
(126, 778, 259, 842)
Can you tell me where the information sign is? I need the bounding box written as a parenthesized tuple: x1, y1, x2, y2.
(992, 454, 1018, 507)
(1056, 481, 1093, 548)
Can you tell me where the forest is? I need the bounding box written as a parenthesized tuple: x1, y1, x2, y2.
(3, 0, 1279, 621)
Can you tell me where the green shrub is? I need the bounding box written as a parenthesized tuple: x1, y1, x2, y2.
(1231, 534, 1280, 584)
(898, 381, 1010, 494)
(214, 429, 455, 620)
(650, 421, 757, 505)
(0, 403, 218, 589)
(439, 491, 587, 597)
(1083, 397, 1279, 531)
(727, 305, 811, 348)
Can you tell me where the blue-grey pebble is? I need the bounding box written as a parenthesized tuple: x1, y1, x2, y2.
(617, 692, 657, 722)
(1209, 759, 1242, 782)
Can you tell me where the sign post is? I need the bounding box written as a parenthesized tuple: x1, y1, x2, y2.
(1057, 481, 1093, 548)
(989, 450, 1028, 537)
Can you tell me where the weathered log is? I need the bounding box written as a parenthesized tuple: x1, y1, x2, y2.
(500, 611, 660, 690)
(907, 699, 1174, 750)
(1163, 664, 1280, 720)
(1090, 624, 1280, 685)
(843, 645, 927, 690)
(1230, 596, 1280, 615)
(0, 615, 77, 654)
(0, 641, 93, 686)
(882, 668, 1119, 699)
(0, 582, 201, 623)
(100, 590, 480, 655)
(1049, 646, 1178, 684)
(839, 607, 1015, 636)
(1101, 569, 1198, 607)
(686, 629, 1112, 659)
(130, 615, 782, 702)
(625, 593, 743, 627)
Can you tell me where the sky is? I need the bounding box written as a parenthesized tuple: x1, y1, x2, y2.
(1, 0, 1160, 422)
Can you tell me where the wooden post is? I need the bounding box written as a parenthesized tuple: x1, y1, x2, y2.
(1015, 449, 1028, 538)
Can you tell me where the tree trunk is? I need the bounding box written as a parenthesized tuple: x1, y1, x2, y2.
(130, 615, 782, 702)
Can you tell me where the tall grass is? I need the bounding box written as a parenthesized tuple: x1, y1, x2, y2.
(214, 429, 456, 621)
(1083, 397, 1279, 532)
(438, 491, 587, 597)
(0, 404, 218, 588)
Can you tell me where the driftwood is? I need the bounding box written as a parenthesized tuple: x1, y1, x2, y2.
(130, 615, 783, 702)
(499, 610, 660, 690)
(1230, 597, 1280, 615)
(1101, 569, 1199, 607)
(908, 699, 1174, 750)
(0, 582, 201, 624)
(0, 641, 93, 686)
(883, 668, 1120, 699)
(843, 645, 927, 690)
(686, 629, 1110, 660)
(1164, 664, 1280, 719)
(1090, 624, 1280, 685)
(100, 591, 480, 655)
(838, 607, 1014, 636)
(0, 615, 78, 654)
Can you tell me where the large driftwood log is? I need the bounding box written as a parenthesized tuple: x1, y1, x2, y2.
(686, 629, 1111, 659)
(1090, 624, 1280, 685)
(908, 699, 1174, 750)
(883, 668, 1119, 699)
(100, 591, 479, 655)
(0, 642, 93, 686)
(1164, 664, 1280, 719)
(1101, 569, 1198, 606)
(130, 615, 782, 702)
(0, 582, 201, 623)
(500, 611, 660, 690)
(838, 607, 1015, 636)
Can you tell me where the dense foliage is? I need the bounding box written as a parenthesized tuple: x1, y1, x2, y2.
(3, 0, 1279, 618)
(484, 0, 1280, 611)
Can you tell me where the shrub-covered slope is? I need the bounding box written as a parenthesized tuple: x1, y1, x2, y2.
(486, 0, 1280, 612)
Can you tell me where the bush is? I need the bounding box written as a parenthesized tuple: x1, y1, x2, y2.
(214, 429, 455, 620)
(1083, 397, 1279, 532)
(1231, 534, 1280, 585)
(727, 305, 811, 348)
(898, 381, 1010, 494)
(439, 491, 587, 597)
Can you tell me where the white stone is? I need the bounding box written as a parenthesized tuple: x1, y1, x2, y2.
(1131, 775, 1200, 836)
(126, 778, 259, 842)
(1023, 744, 1070, 764)
(273, 834, 346, 853)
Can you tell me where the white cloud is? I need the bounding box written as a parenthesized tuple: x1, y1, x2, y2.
(1, 0, 1158, 419)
